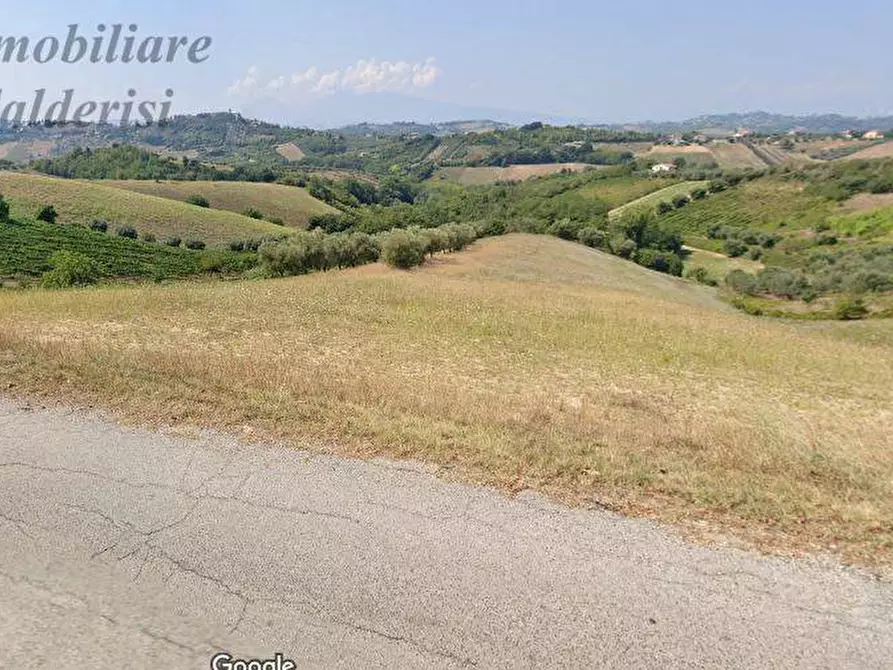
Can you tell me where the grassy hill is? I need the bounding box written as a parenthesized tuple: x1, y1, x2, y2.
(0, 172, 293, 247)
(1, 233, 891, 567)
(102, 180, 338, 229)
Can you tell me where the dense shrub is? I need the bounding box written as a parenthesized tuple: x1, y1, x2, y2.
(834, 297, 869, 320)
(672, 194, 690, 209)
(244, 207, 264, 220)
(577, 226, 607, 249)
(163, 236, 182, 247)
(41, 250, 99, 288)
(142, 232, 157, 243)
(635, 248, 684, 276)
(549, 218, 582, 240)
(722, 238, 748, 258)
(655, 201, 673, 215)
(116, 226, 138, 239)
(185, 239, 206, 250)
(37, 205, 58, 223)
(90, 220, 108, 233)
(186, 194, 211, 208)
(0, 194, 9, 222)
(380, 229, 428, 269)
(726, 269, 758, 295)
(685, 266, 717, 286)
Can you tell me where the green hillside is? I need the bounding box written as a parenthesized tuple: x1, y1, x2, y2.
(0, 172, 293, 247)
(101, 180, 338, 229)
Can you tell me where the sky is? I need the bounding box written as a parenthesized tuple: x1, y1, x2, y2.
(2, 0, 892, 127)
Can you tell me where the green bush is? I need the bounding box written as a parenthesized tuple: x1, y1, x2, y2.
(685, 266, 718, 286)
(380, 229, 428, 269)
(90, 220, 108, 233)
(40, 250, 99, 288)
(723, 238, 748, 258)
(185, 239, 206, 250)
(834, 297, 869, 321)
(0, 194, 9, 222)
(37, 205, 58, 224)
(186, 194, 211, 208)
(655, 201, 673, 215)
(726, 269, 758, 295)
(163, 236, 182, 247)
(244, 207, 264, 220)
(578, 226, 607, 249)
(672, 194, 690, 209)
(549, 218, 582, 240)
(142, 232, 157, 243)
(116, 226, 138, 239)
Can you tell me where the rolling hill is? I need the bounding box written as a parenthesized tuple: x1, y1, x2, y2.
(0, 172, 293, 247)
(101, 180, 338, 229)
(2, 233, 891, 565)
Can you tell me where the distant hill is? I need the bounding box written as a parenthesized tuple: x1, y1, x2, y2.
(611, 111, 893, 135)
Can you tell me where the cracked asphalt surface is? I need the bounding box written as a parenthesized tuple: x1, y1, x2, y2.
(1, 399, 892, 669)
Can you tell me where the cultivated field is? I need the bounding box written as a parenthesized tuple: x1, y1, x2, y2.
(432, 164, 595, 186)
(276, 142, 307, 161)
(103, 180, 337, 229)
(0, 172, 291, 247)
(577, 176, 671, 209)
(708, 142, 767, 170)
(609, 181, 710, 219)
(2, 234, 890, 567)
(841, 141, 893, 161)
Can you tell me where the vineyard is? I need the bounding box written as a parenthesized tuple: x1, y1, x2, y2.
(658, 179, 835, 242)
(608, 181, 710, 219)
(0, 218, 229, 280)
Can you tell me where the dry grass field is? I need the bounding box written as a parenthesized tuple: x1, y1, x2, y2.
(432, 164, 595, 186)
(103, 180, 337, 229)
(0, 172, 291, 246)
(842, 141, 893, 161)
(1, 234, 891, 567)
(709, 142, 767, 170)
(275, 142, 307, 161)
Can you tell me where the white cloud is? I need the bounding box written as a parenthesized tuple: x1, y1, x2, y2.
(227, 65, 260, 97)
(228, 58, 441, 100)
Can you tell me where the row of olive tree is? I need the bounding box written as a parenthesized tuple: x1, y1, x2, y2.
(259, 223, 479, 276)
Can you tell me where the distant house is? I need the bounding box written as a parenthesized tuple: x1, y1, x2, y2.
(733, 127, 753, 139)
(863, 130, 885, 141)
(651, 163, 677, 174)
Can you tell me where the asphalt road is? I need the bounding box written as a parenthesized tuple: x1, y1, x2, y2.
(1, 399, 891, 669)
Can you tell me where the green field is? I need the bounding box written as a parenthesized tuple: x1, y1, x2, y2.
(609, 181, 710, 219)
(0, 172, 293, 247)
(102, 180, 338, 229)
(577, 176, 672, 209)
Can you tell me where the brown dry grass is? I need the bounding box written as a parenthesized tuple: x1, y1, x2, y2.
(276, 143, 306, 161)
(709, 143, 767, 170)
(842, 141, 893, 161)
(102, 180, 337, 229)
(1, 234, 891, 568)
(432, 164, 596, 186)
(838, 193, 893, 214)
